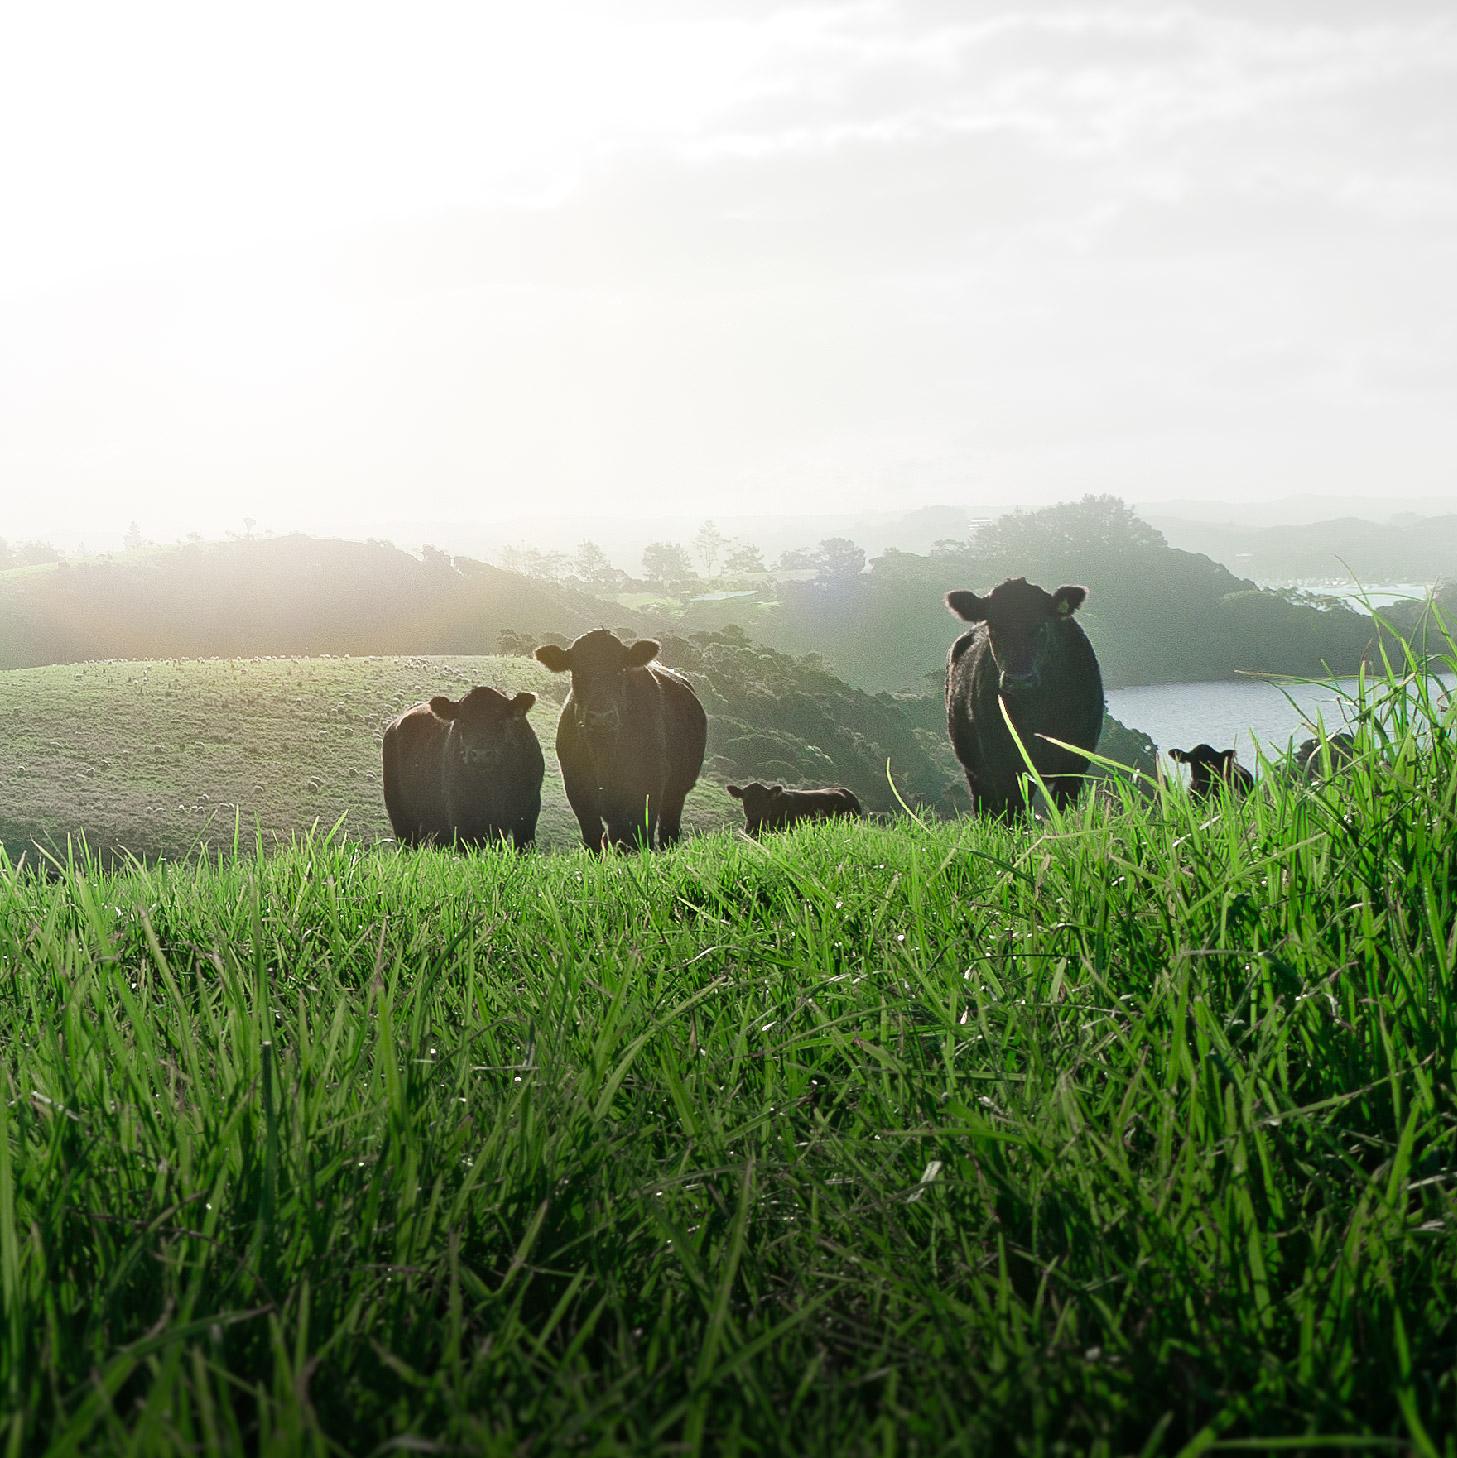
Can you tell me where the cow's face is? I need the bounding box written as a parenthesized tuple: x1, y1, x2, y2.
(945, 577, 1086, 698)
(727, 782, 780, 823)
(431, 687, 535, 769)
(534, 630, 660, 742)
(1169, 743, 1237, 791)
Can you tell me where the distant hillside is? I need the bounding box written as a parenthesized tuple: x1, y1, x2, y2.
(0, 535, 635, 670)
(0, 514, 1392, 696)
(1149, 512, 1457, 586)
(314, 502, 990, 572)
(677, 497, 1381, 693)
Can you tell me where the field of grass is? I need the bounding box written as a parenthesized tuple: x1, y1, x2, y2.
(2, 641, 1455, 1454)
(0, 655, 746, 861)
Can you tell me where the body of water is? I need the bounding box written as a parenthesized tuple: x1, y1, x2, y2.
(1272, 581, 1434, 612)
(1106, 671, 1454, 770)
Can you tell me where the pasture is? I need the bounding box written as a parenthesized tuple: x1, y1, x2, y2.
(2, 657, 1455, 1453)
(0, 654, 743, 862)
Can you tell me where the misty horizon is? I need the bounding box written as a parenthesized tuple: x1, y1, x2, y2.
(4, 1, 1455, 544)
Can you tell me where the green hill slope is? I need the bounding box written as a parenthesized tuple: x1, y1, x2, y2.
(0, 534, 637, 669)
(0, 654, 572, 858)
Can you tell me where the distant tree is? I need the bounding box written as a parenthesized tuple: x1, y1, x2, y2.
(641, 542, 698, 593)
(692, 520, 730, 575)
(497, 543, 530, 575)
(774, 547, 816, 572)
(13, 540, 61, 567)
(420, 543, 454, 573)
(123, 521, 145, 551)
(974, 495, 1165, 559)
(531, 550, 571, 583)
(497, 629, 538, 656)
(499, 543, 570, 582)
(723, 542, 767, 575)
(813, 537, 866, 582)
(571, 540, 625, 591)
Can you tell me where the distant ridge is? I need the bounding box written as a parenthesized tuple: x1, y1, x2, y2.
(0, 534, 643, 670)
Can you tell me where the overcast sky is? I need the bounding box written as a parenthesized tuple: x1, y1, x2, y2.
(2, 0, 1454, 543)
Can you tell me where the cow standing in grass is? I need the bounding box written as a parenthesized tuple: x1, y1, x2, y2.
(383, 687, 543, 849)
(534, 630, 707, 850)
(1168, 744, 1254, 796)
(727, 782, 862, 834)
(944, 577, 1103, 818)
(1295, 731, 1356, 782)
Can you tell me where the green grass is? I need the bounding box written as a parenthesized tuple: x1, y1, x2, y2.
(1, 638, 1455, 1455)
(0, 655, 742, 861)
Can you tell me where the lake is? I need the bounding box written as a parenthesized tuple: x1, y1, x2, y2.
(1275, 581, 1434, 612)
(1106, 671, 1455, 769)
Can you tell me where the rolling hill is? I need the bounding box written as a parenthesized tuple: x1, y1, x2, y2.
(0, 534, 639, 669)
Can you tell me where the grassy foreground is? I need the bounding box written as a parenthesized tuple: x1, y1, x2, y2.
(2, 668, 1456, 1454)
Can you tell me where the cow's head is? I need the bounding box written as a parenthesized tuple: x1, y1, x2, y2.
(1169, 743, 1238, 793)
(430, 687, 535, 769)
(726, 782, 781, 827)
(945, 577, 1086, 698)
(534, 630, 660, 742)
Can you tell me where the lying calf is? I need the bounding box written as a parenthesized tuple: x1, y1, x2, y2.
(727, 782, 863, 834)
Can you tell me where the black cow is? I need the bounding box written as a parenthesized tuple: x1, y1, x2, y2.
(382, 687, 543, 849)
(944, 577, 1103, 818)
(727, 782, 862, 834)
(1294, 731, 1356, 782)
(1168, 743, 1254, 796)
(534, 630, 707, 850)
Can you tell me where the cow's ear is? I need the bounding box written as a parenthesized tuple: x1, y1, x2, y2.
(1052, 585, 1087, 617)
(770, 784, 785, 796)
(510, 692, 537, 716)
(624, 638, 660, 668)
(727, 785, 743, 799)
(1219, 750, 1237, 770)
(1168, 748, 1189, 764)
(430, 696, 458, 720)
(945, 590, 987, 621)
(534, 644, 571, 672)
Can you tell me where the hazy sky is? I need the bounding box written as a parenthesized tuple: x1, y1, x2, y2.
(3, 0, 1455, 542)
